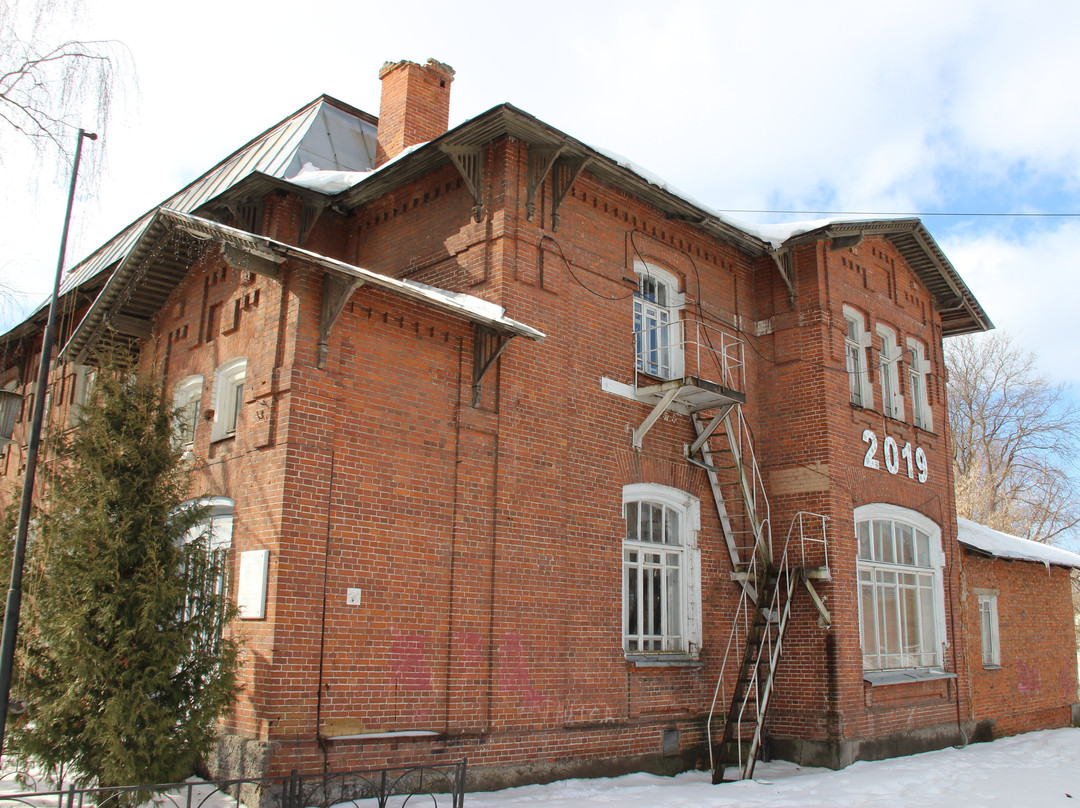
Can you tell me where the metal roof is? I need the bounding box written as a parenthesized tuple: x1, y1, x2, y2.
(63, 209, 543, 363)
(56, 96, 378, 298)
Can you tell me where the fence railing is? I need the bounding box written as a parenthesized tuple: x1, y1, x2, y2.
(634, 316, 745, 393)
(0, 761, 467, 808)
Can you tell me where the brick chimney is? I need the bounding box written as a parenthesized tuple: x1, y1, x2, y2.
(376, 58, 455, 167)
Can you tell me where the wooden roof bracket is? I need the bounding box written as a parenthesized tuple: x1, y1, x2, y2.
(472, 324, 512, 407)
(317, 272, 363, 369)
(550, 155, 589, 232)
(299, 200, 330, 248)
(769, 247, 796, 310)
(525, 145, 566, 222)
(442, 145, 485, 223)
(222, 244, 283, 280)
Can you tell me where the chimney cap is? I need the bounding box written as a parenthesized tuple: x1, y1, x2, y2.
(379, 58, 455, 81)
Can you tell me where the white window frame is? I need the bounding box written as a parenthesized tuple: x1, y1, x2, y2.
(210, 358, 246, 441)
(179, 497, 234, 643)
(634, 263, 684, 380)
(622, 483, 701, 659)
(976, 590, 1001, 667)
(855, 504, 946, 672)
(173, 375, 204, 453)
(844, 307, 873, 408)
(876, 325, 904, 420)
(906, 338, 933, 432)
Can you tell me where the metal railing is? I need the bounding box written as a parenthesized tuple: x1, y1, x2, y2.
(706, 511, 830, 780)
(634, 317, 745, 393)
(0, 761, 467, 808)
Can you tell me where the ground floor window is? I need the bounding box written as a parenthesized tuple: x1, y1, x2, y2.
(976, 590, 1001, 667)
(856, 504, 945, 671)
(622, 484, 700, 657)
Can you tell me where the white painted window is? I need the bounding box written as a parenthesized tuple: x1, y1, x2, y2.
(173, 375, 203, 452)
(844, 307, 872, 408)
(622, 484, 701, 657)
(856, 504, 945, 671)
(876, 325, 903, 420)
(906, 338, 933, 432)
(634, 263, 683, 380)
(977, 591, 1000, 667)
(180, 497, 234, 645)
(210, 358, 246, 441)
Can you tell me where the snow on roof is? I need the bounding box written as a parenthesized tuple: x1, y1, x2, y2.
(588, 146, 881, 248)
(956, 517, 1080, 569)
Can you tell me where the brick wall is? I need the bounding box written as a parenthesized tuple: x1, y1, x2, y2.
(1, 125, 1076, 789)
(962, 551, 1079, 738)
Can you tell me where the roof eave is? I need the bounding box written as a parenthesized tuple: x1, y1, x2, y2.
(335, 104, 769, 258)
(781, 218, 992, 336)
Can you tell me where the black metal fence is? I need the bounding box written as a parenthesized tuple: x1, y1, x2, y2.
(0, 761, 467, 808)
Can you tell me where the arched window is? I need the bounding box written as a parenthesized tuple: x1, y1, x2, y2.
(622, 483, 700, 657)
(634, 263, 683, 380)
(210, 358, 246, 441)
(173, 375, 203, 452)
(179, 497, 234, 646)
(855, 504, 945, 671)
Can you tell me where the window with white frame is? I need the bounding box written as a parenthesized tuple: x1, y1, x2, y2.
(173, 375, 203, 452)
(210, 358, 246, 441)
(622, 484, 701, 657)
(876, 325, 904, 420)
(179, 497, 234, 648)
(856, 504, 945, 671)
(906, 338, 933, 431)
(844, 307, 872, 408)
(634, 263, 683, 380)
(976, 590, 1000, 667)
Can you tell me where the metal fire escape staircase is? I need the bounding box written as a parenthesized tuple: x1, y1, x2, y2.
(629, 318, 831, 785)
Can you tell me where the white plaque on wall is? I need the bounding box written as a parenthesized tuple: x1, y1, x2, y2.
(237, 549, 269, 619)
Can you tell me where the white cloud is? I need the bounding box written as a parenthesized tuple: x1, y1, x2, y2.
(942, 222, 1080, 384)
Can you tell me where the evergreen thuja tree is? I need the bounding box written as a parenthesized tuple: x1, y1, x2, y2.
(9, 366, 240, 787)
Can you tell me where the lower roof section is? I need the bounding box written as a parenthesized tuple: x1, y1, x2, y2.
(62, 208, 544, 364)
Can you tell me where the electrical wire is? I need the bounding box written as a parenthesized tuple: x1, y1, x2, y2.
(715, 209, 1080, 219)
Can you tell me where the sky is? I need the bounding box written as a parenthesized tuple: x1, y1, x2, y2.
(1, 0, 1078, 389)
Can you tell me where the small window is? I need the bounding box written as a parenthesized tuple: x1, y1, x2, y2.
(844, 307, 872, 408)
(977, 591, 1000, 667)
(907, 338, 933, 431)
(211, 359, 246, 441)
(634, 264, 683, 380)
(622, 484, 700, 658)
(173, 375, 204, 452)
(876, 325, 903, 420)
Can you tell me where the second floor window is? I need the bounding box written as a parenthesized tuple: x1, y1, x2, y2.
(211, 358, 246, 442)
(173, 375, 204, 452)
(877, 325, 903, 420)
(844, 307, 872, 407)
(907, 338, 933, 431)
(634, 264, 682, 380)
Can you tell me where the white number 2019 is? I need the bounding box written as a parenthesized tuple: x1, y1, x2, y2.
(862, 429, 928, 483)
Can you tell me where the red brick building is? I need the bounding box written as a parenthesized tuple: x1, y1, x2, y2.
(1, 58, 1077, 788)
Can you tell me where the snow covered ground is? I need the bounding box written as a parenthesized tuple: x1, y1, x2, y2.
(0, 727, 1076, 807)
(463, 727, 1080, 807)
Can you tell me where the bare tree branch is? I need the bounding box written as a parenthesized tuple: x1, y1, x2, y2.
(0, 0, 131, 165)
(946, 331, 1080, 546)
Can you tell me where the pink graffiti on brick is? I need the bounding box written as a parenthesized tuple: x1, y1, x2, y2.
(1017, 660, 1041, 695)
(390, 633, 433, 691)
(497, 632, 548, 707)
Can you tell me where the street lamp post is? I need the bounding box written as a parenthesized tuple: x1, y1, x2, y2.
(0, 128, 97, 757)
